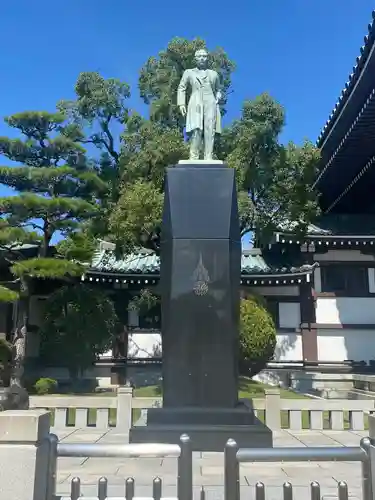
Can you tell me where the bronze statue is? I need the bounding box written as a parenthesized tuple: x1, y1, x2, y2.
(177, 49, 222, 160)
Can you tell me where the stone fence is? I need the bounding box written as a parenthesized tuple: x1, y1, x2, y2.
(28, 388, 375, 432)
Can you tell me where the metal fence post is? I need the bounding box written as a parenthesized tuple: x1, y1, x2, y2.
(310, 481, 320, 500)
(71, 477, 81, 500)
(255, 482, 265, 500)
(283, 482, 293, 500)
(98, 477, 108, 500)
(125, 477, 135, 500)
(366, 415, 375, 500)
(360, 437, 373, 500)
(153, 477, 162, 500)
(178, 434, 192, 500)
(46, 433, 58, 500)
(224, 439, 239, 500)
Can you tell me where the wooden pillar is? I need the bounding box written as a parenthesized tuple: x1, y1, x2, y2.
(111, 326, 128, 385)
(299, 242, 318, 362)
(299, 278, 318, 362)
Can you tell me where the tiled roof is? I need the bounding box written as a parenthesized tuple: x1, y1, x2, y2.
(317, 10, 375, 147)
(91, 248, 160, 274)
(241, 252, 270, 274)
(277, 215, 375, 237)
(89, 247, 313, 277)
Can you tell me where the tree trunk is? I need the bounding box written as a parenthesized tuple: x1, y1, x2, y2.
(12, 277, 32, 386)
(112, 327, 128, 385)
(41, 222, 52, 258)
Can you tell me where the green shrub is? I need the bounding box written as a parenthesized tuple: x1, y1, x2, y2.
(239, 296, 276, 377)
(34, 378, 58, 395)
(39, 284, 120, 381)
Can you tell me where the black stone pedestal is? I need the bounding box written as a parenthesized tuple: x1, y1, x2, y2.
(129, 162, 272, 451)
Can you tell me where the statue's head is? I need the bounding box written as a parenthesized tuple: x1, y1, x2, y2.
(194, 49, 208, 69)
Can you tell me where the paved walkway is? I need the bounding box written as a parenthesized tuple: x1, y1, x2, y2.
(55, 428, 366, 499)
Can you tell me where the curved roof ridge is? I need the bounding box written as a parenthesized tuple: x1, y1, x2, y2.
(316, 10, 375, 147)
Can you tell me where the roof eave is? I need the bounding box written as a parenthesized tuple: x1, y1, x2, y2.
(86, 269, 313, 282)
(316, 11, 375, 148)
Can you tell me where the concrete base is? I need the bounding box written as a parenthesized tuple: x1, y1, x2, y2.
(130, 418, 272, 452)
(129, 405, 273, 451)
(147, 405, 255, 426)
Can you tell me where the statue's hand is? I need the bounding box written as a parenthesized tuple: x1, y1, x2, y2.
(179, 105, 187, 117)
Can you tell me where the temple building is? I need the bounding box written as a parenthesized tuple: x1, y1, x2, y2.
(2, 11, 375, 376)
(84, 240, 315, 363)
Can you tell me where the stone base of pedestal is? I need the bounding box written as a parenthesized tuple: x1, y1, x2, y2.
(146, 403, 255, 426)
(129, 420, 272, 452)
(129, 406, 273, 451)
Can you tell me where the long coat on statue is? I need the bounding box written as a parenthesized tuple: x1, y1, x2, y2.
(177, 68, 222, 135)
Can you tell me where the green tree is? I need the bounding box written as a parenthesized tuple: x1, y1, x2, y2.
(58, 72, 131, 240)
(111, 118, 187, 251)
(239, 296, 276, 377)
(0, 111, 103, 325)
(225, 94, 321, 241)
(39, 284, 120, 381)
(59, 72, 188, 252)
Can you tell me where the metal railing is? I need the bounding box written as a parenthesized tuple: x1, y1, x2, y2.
(224, 437, 372, 500)
(48, 432, 373, 500)
(249, 480, 349, 500)
(48, 434, 192, 500)
(64, 476, 166, 500)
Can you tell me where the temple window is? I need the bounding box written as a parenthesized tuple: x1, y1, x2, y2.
(320, 265, 368, 295)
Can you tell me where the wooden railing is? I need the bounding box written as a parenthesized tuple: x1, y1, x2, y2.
(29, 388, 375, 432)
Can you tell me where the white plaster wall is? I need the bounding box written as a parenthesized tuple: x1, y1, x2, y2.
(123, 331, 302, 361)
(369, 268, 375, 293)
(317, 329, 375, 362)
(278, 302, 301, 329)
(246, 286, 299, 296)
(274, 331, 302, 361)
(314, 268, 322, 293)
(316, 297, 375, 324)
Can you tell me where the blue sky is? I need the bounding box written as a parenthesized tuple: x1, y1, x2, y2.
(1, 0, 373, 142)
(0, 0, 374, 246)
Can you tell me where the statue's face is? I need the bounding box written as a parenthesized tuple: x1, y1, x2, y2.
(195, 50, 208, 69)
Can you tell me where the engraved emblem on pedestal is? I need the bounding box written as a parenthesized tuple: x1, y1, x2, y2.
(192, 253, 210, 296)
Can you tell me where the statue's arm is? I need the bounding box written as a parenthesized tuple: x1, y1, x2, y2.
(177, 70, 189, 107)
(214, 72, 222, 104)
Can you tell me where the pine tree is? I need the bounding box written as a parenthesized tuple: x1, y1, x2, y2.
(0, 110, 105, 326)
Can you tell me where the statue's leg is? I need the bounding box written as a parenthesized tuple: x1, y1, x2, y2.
(189, 129, 202, 160)
(203, 105, 215, 160)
